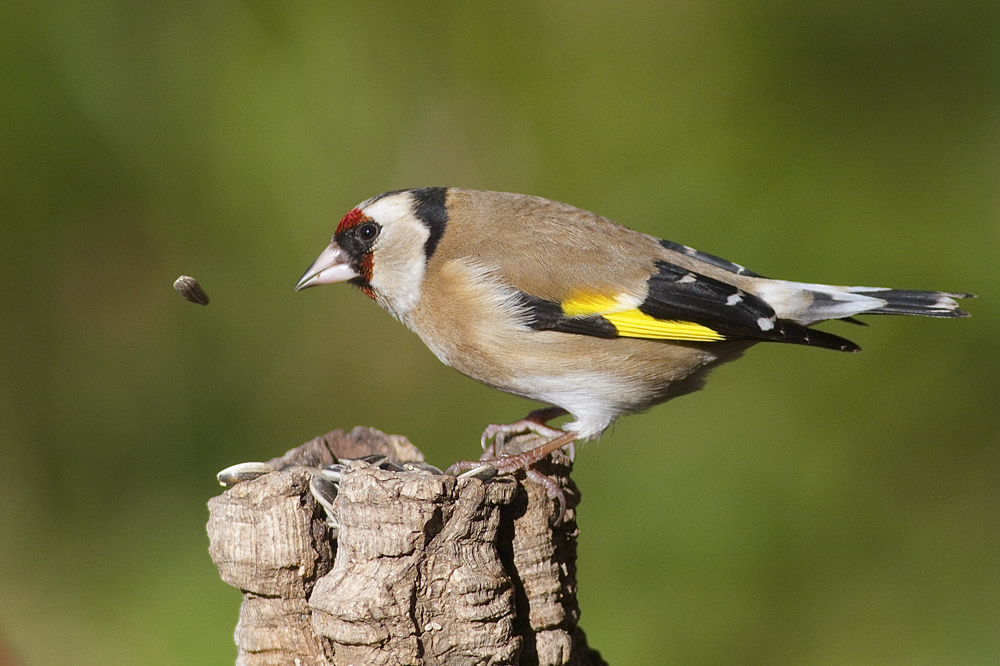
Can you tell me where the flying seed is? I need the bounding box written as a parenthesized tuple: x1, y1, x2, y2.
(173, 275, 210, 305)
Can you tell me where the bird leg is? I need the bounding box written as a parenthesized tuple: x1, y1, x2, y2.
(483, 429, 577, 473)
(446, 407, 570, 474)
(449, 410, 577, 525)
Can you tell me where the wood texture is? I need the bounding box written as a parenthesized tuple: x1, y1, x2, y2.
(207, 427, 607, 666)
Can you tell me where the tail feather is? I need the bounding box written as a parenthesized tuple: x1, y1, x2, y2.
(755, 280, 974, 325)
(852, 289, 974, 318)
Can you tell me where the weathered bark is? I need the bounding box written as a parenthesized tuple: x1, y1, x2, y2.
(207, 427, 607, 666)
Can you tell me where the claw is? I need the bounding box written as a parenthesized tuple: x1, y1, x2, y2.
(526, 468, 567, 525)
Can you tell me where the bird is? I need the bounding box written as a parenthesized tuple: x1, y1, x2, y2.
(296, 187, 973, 480)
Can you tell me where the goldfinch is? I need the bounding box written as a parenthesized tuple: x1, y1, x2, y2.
(296, 188, 972, 467)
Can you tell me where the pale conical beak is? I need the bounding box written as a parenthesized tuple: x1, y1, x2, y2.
(295, 243, 360, 291)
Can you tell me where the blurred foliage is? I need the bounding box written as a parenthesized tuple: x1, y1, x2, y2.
(1, 1, 998, 664)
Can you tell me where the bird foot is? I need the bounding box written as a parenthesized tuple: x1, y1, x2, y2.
(448, 424, 578, 525)
(479, 406, 572, 460)
(526, 468, 567, 520)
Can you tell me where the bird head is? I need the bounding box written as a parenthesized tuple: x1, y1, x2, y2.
(296, 188, 449, 321)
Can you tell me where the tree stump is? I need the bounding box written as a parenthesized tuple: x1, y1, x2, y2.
(207, 427, 608, 666)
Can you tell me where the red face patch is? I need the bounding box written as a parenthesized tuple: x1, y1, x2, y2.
(335, 207, 369, 235)
(334, 207, 377, 301)
(359, 254, 374, 289)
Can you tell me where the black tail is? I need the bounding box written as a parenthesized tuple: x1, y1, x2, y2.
(856, 289, 975, 318)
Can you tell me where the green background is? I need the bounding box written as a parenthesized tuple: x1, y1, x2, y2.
(2, 1, 997, 664)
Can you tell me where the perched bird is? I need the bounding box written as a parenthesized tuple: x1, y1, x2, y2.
(296, 188, 972, 473)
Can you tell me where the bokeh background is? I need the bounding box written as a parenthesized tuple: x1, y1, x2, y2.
(2, 1, 998, 664)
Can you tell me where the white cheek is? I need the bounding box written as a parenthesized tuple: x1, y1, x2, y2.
(366, 218, 430, 321)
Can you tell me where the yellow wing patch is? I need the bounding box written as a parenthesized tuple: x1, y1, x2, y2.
(561, 290, 726, 342)
(604, 310, 726, 341)
(561, 291, 629, 317)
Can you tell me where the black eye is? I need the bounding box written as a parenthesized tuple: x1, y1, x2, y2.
(356, 222, 380, 243)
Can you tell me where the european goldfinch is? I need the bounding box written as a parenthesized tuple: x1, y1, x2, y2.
(296, 188, 972, 468)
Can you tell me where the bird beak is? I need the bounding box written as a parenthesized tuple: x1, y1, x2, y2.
(295, 242, 360, 291)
